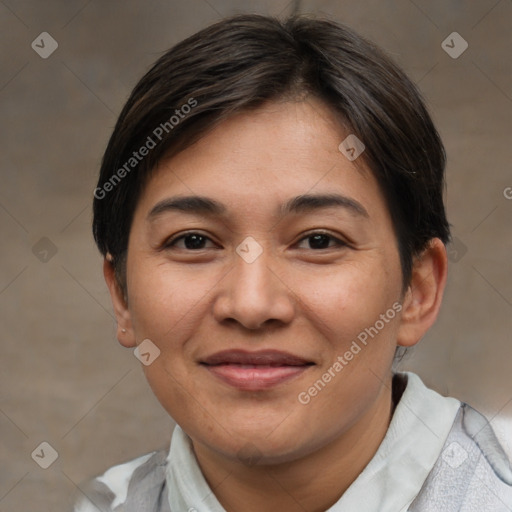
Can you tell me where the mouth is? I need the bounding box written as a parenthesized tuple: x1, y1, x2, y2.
(200, 350, 315, 391)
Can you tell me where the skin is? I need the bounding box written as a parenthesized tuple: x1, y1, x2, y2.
(104, 98, 448, 512)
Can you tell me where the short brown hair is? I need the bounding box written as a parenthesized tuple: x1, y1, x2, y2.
(93, 14, 450, 295)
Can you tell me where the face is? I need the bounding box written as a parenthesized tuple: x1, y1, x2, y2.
(119, 98, 408, 464)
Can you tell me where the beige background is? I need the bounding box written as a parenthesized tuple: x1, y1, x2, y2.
(0, 1, 511, 510)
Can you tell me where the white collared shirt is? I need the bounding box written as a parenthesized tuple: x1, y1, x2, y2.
(165, 371, 461, 511)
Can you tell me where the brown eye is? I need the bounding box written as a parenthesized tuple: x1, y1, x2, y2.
(296, 232, 347, 250)
(165, 232, 216, 250)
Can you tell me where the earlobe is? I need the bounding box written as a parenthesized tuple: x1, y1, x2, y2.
(103, 255, 137, 348)
(396, 238, 448, 348)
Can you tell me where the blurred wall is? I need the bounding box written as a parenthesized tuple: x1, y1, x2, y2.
(1, 1, 511, 510)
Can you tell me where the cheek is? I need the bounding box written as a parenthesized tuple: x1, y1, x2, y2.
(127, 264, 215, 422)
(127, 260, 215, 343)
(291, 258, 398, 344)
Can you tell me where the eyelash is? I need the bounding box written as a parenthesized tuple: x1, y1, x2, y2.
(163, 231, 349, 251)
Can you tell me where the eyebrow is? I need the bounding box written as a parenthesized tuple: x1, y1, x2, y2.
(148, 196, 226, 219)
(280, 193, 369, 218)
(147, 193, 369, 221)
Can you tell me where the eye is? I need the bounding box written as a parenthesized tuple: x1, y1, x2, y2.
(164, 232, 217, 250)
(295, 232, 348, 250)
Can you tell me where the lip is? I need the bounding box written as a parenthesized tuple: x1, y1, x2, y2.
(200, 350, 314, 390)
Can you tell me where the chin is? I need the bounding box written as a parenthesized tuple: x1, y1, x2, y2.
(188, 414, 318, 467)
(211, 433, 312, 467)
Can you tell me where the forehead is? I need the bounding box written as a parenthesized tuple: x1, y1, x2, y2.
(135, 99, 388, 222)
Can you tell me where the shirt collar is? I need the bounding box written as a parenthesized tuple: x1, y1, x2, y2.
(326, 371, 461, 511)
(165, 371, 461, 512)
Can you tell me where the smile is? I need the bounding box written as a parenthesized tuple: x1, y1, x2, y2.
(200, 350, 315, 391)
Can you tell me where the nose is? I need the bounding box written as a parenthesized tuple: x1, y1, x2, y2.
(212, 242, 296, 330)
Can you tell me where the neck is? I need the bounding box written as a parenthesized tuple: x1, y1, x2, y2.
(192, 378, 395, 512)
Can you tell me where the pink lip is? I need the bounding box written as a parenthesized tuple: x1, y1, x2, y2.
(200, 350, 314, 390)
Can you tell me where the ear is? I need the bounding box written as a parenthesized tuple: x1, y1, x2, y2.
(396, 238, 448, 347)
(103, 255, 136, 348)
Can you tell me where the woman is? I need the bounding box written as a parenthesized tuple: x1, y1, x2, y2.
(77, 14, 512, 511)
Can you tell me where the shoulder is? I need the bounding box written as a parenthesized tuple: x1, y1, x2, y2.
(409, 402, 512, 511)
(73, 450, 170, 512)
